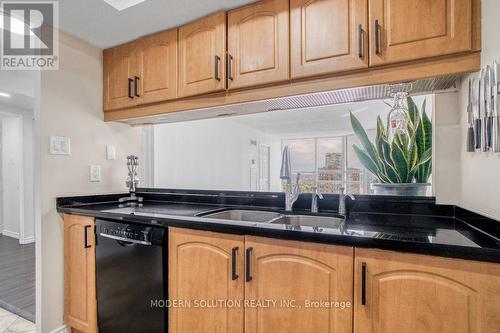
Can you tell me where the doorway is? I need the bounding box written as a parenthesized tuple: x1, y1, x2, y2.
(0, 99, 36, 328)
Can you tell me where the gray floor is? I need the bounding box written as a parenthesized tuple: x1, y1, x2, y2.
(0, 235, 35, 322)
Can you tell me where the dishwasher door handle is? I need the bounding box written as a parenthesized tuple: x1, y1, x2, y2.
(99, 233, 152, 246)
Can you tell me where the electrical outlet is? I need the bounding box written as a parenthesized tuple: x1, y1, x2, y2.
(106, 145, 116, 160)
(89, 165, 101, 182)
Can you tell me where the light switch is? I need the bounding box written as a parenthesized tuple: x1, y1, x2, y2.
(50, 136, 71, 155)
(89, 165, 101, 182)
(106, 145, 116, 160)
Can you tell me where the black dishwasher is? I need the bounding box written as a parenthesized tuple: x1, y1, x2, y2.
(95, 220, 167, 333)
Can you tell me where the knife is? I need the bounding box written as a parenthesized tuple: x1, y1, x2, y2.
(492, 60, 500, 152)
(482, 68, 491, 151)
(486, 65, 495, 151)
(466, 78, 475, 152)
(474, 73, 482, 150)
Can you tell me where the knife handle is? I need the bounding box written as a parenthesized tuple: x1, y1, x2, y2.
(474, 118, 482, 150)
(487, 116, 494, 149)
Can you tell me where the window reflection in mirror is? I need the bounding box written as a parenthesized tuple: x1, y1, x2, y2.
(151, 94, 432, 195)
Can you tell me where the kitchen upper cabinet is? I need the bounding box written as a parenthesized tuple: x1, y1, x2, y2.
(354, 248, 500, 333)
(103, 42, 138, 110)
(136, 29, 178, 104)
(245, 236, 354, 333)
(290, 0, 368, 79)
(369, 0, 473, 66)
(63, 214, 98, 333)
(178, 12, 226, 98)
(227, 0, 289, 90)
(169, 227, 244, 333)
(104, 29, 177, 111)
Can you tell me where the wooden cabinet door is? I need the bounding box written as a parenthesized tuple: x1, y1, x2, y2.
(354, 248, 500, 333)
(103, 42, 138, 110)
(227, 0, 289, 90)
(169, 227, 244, 333)
(63, 214, 97, 333)
(290, 0, 368, 79)
(136, 28, 178, 105)
(245, 236, 353, 333)
(178, 13, 226, 98)
(369, 0, 473, 66)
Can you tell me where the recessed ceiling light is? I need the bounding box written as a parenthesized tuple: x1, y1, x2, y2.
(103, 0, 147, 11)
(0, 92, 11, 98)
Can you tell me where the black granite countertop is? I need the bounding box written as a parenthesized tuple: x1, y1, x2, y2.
(56, 189, 500, 264)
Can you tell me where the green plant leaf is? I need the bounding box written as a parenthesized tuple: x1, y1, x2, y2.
(391, 140, 409, 182)
(352, 145, 381, 180)
(410, 148, 432, 174)
(350, 112, 381, 169)
(407, 96, 419, 129)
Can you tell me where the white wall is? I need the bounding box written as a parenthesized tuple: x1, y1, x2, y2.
(40, 31, 142, 332)
(0, 103, 35, 243)
(154, 118, 281, 191)
(434, 92, 461, 204)
(456, 0, 500, 219)
(1, 115, 22, 238)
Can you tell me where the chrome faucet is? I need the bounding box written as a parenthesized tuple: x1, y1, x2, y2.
(338, 187, 355, 216)
(280, 146, 301, 211)
(311, 186, 323, 213)
(120, 155, 143, 205)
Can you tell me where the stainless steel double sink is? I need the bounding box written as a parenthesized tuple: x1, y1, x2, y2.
(198, 208, 345, 229)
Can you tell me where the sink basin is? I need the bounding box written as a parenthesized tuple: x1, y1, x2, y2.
(199, 209, 283, 223)
(270, 215, 345, 228)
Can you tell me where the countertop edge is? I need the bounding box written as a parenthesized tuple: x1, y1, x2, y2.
(57, 206, 500, 265)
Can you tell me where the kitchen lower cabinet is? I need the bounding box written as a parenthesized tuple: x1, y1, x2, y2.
(63, 214, 98, 333)
(245, 236, 354, 333)
(354, 248, 500, 333)
(168, 229, 354, 333)
(168, 228, 245, 333)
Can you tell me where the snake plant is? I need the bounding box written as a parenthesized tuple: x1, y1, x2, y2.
(350, 97, 432, 184)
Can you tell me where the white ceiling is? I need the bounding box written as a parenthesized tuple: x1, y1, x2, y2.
(58, 0, 257, 48)
(230, 95, 429, 138)
(0, 70, 37, 111)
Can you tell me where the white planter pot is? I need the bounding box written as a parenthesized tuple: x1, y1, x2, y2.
(371, 183, 430, 196)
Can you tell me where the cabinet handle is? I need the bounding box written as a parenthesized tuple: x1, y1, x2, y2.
(214, 55, 221, 81)
(128, 78, 134, 99)
(361, 262, 367, 305)
(231, 247, 239, 280)
(227, 54, 233, 81)
(245, 247, 253, 282)
(358, 24, 364, 58)
(374, 20, 381, 55)
(134, 76, 140, 97)
(84, 225, 91, 248)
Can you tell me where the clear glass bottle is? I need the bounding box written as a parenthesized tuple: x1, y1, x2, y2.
(387, 92, 410, 144)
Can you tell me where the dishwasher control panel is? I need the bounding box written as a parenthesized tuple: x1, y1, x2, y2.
(98, 221, 152, 243)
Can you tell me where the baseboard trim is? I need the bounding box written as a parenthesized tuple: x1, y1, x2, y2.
(20, 236, 35, 244)
(1, 230, 19, 239)
(49, 324, 69, 333)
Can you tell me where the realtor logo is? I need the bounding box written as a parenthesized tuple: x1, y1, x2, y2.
(1, 1, 59, 70)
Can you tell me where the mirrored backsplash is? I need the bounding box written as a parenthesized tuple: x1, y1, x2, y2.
(151, 95, 432, 195)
